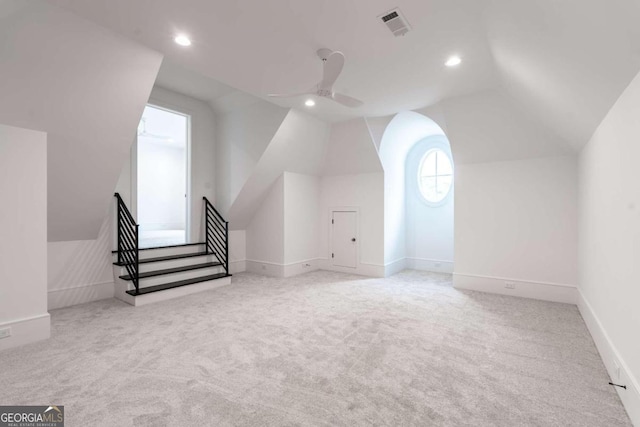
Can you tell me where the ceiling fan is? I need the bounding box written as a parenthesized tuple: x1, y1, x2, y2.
(137, 118, 172, 141)
(268, 48, 363, 108)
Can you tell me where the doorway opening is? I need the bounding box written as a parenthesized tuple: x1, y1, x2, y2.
(136, 104, 190, 248)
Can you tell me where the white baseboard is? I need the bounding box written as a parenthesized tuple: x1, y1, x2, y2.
(283, 259, 321, 277)
(245, 258, 385, 278)
(578, 290, 640, 425)
(406, 258, 454, 274)
(317, 258, 385, 278)
(0, 313, 50, 352)
(246, 260, 286, 277)
(48, 281, 114, 310)
(384, 258, 407, 277)
(229, 259, 246, 274)
(246, 259, 321, 278)
(453, 273, 577, 304)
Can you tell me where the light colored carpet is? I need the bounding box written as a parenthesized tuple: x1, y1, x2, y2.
(0, 270, 631, 426)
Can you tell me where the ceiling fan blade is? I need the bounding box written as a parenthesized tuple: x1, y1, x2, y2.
(320, 51, 344, 90)
(331, 92, 363, 108)
(267, 92, 312, 98)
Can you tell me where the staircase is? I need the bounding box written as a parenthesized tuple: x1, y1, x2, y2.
(112, 193, 232, 306)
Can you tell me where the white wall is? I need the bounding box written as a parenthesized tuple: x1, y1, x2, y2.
(216, 101, 289, 214)
(228, 230, 247, 274)
(227, 109, 330, 229)
(323, 118, 382, 175)
(0, 1, 162, 241)
(283, 172, 320, 277)
(453, 156, 578, 303)
(246, 175, 284, 276)
(0, 124, 49, 350)
(47, 218, 114, 310)
(318, 173, 385, 277)
(484, 0, 640, 150)
(432, 90, 574, 164)
(378, 111, 448, 271)
(405, 137, 455, 273)
(245, 172, 321, 278)
(578, 71, 640, 425)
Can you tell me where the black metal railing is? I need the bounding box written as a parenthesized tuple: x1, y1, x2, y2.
(114, 193, 140, 294)
(204, 197, 229, 275)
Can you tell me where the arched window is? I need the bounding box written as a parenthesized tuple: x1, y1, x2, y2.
(418, 148, 453, 203)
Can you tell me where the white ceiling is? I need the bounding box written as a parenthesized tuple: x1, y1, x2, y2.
(47, 0, 499, 122)
(154, 59, 236, 105)
(47, 0, 640, 147)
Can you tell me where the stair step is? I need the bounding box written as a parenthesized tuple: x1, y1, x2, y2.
(111, 242, 205, 254)
(114, 251, 211, 266)
(126, 273, 231, 296)
(119, 261, 222, 281)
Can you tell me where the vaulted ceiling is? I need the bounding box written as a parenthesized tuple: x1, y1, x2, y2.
(40, 0, 640, 149)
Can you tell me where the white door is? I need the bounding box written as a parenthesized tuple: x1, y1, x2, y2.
(332, 211, 357, 268)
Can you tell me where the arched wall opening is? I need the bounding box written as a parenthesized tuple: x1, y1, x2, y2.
(379, 111, 454, 275)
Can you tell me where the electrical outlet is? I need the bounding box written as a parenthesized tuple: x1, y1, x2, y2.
(0, 327, 11, 339)
(613, 359, 621, 380)
(505, 282, 516, 289)
(261, 265, 267, 270)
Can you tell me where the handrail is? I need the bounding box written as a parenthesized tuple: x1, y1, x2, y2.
(203, 197, 229, 275)
(114, 192, 136, 225)
(114, 193, 140, 294)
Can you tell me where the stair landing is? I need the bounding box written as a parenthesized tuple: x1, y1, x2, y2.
(112, 242, 231, 306)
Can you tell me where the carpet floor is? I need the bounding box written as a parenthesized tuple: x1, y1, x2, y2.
(0, 270, 631, 426)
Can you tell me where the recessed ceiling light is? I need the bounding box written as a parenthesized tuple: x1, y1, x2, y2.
(445, 56, 462, 67)
(174, 35, 192, 47)
(305, 99, 316, 107)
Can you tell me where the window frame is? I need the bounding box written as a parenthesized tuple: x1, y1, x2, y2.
(417, 148, 453, 204)
(406, 136, 454, 208)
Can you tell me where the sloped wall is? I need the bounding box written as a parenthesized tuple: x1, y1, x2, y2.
(322, 119, 383, 175)
(240, 115, 384, 277)
(484, 0, 640, 149)
(0, 1, 163, 241)
(227, 109, 330, 229)
(215, 100, 289, 214)
(430, 90, 573, 164)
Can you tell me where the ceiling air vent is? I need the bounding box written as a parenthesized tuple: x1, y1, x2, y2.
(379, 8, 411, 37)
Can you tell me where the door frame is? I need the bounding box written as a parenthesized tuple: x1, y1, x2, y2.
(133, 102, 192, 243)
(329, 207, 359, 269)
